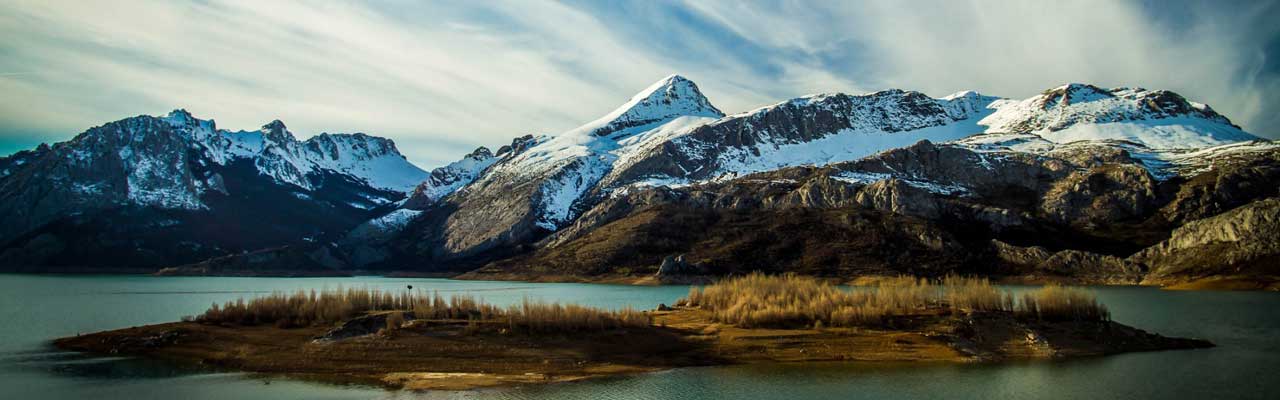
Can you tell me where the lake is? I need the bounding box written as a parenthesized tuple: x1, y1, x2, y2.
(1, 274, 1277, 399)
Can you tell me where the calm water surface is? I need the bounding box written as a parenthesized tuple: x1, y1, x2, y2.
(0, 274, 1276, 399)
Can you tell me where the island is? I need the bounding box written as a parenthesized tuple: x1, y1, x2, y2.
(54, 274, 1212, 390)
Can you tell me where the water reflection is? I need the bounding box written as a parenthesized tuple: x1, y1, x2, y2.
(0, 275, 1276, 400)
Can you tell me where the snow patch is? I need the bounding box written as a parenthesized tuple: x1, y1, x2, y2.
(831, 171, 970, 196)
(1034, 117, 1257, 150)
(711, 105, 996, 179)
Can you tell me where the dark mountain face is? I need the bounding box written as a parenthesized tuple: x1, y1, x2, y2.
(0, 111, 424, 271)
(468, 139, 1279, 285)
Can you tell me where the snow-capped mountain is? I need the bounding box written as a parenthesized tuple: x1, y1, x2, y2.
(484, 74, 726, 229)
(4, 74, 1273, 279)
(378, 76, 1268, 270)
(577, 74, 724, 137)
(385, 77, 998, 263)
(1, 109, 425, 214)
(464, 83, 1274, 285)
(162, 109, 427, 195)
(978, 83, 1258, 148)
(414, 75, 726, 260)
(0, 110, 426, 270)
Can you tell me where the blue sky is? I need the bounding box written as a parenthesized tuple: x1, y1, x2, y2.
(1, 0, 1277, 168)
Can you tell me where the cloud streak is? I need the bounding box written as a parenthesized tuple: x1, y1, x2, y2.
(0, 0, 1276, 167)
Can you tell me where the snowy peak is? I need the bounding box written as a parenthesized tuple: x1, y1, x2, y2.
(464, 146, 494, 160)
(939, 90, 1002, 120)
(296, 132, 426, 193)
(304, 133, 401, 161)
(5, 110, 427, 211)
(260, 119, 295, 144)
(163, 109, 197, 126)
(495, 134, 540, 158)
(581, 74, 724, 138)
(1040, 83, 1114, 108)
(262, 119, 288, 131)
(979, 84, 1258, 149)
(403, 146, 497, 209)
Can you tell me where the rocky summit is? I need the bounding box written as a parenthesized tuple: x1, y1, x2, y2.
(2, 76, 1277, 288)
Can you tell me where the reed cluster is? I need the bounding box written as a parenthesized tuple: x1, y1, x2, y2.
(679, 273, 1107, 328)
(193, 287, 650, 332)
(1018, 284, 1110, 321)
(941, 275, 1015, 314)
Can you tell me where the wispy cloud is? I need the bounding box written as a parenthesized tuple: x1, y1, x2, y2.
(674, 0, 1280, 132)
(0, 0, 1275, 167)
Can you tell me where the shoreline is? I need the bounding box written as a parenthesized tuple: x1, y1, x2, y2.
(4, 269, 1276, 291)
(54, 307, 1213, 391)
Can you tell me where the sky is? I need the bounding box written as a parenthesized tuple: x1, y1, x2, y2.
(1, 0, 1277, 169)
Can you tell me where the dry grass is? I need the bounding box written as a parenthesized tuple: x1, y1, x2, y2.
(1018, 284, 1110, 321)
(678, 273, 1107, 328)
(385, 311, 405, 331)
(194, 287, 650, 333)
(942, 275, 1015, 314)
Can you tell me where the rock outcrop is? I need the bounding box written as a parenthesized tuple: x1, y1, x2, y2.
(655, 254, 702, 276)
(1038, 164, 1160, 229)
(990, 240, 1143, 285)
(1136, 198, 1280, 285)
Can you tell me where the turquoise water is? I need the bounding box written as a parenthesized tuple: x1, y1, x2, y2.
(0, 275, 1277, 399)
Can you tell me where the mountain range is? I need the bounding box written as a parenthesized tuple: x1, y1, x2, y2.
(2, 76, 1276, 288)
